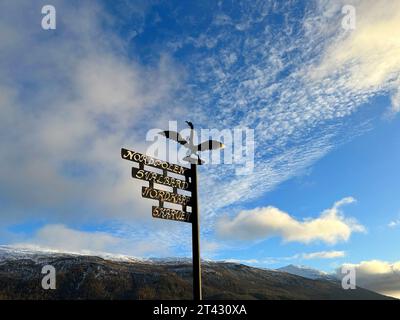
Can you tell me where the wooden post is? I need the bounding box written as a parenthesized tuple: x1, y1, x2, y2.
(191, 163, 202, 300)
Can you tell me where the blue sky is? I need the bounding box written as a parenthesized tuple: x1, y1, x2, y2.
(1, 0, 400, 297)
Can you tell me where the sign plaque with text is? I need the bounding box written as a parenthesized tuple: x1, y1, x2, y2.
(121, 147, 192, 223)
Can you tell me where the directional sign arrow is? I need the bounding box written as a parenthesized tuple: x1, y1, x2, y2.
(122, 148, 190, 176)
(142, 187, 191, 206)
(152, 206, 192, 223)
(132, 167, 191, 191)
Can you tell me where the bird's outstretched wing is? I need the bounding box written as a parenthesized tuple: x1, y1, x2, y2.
(158, 131, 188, 146)
(183, 156, 205, 165)
(196, 140, 225, 151)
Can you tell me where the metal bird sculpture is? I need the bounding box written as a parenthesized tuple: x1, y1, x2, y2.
(158, 121, 225, 164)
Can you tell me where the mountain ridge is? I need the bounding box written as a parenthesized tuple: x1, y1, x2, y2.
(277, 264, 338, 281)
(0, 245, 395, 300)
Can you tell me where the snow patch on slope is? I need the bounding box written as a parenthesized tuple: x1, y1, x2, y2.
(278, 264, 337, 280)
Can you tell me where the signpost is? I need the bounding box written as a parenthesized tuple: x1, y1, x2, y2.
(190, 163, 201, 300)
(121, 147, 202, 300)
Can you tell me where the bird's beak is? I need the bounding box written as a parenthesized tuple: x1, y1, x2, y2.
(220, 143, 225, 149)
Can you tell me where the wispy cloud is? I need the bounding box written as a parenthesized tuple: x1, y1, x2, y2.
(220, 250, 346, 267)
(311, 0, 400, 115)
(172, 0, 400, 226)
(302, 250, 345, 260)
(216, 197, 365, 244)
(388, 219, 400, 228)
(223, 258, 261, 265)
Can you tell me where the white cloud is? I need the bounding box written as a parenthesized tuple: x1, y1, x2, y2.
(0, 1, 183, 226)
(388, 219, 400, 228)
(311, 0, 400, 114)
(223, 258, 260, 265)
(13, 224, 172, 257)
(15, 224, 121, 254)
(219, 250, 346, 267)
(222, 250, 346, 267)
(388, 79, 400, 116)
(302, 250, 345, 260)
(337, 260, 400, 299)
(217, 197, 365, 244)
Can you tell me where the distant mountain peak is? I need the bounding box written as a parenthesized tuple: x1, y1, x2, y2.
(277, 264, 336, 280)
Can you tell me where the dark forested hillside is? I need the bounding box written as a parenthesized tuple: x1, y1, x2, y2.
(0, 248, 393, 300)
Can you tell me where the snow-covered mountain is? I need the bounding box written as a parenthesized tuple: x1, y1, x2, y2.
(0, 245, 197, 265)
(0, 245, 147, 263)
(0, 245, 392, 300)
(0, 245, 219, 266)
(278, 264, 337, 281)
(0, 245, 65, 262)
